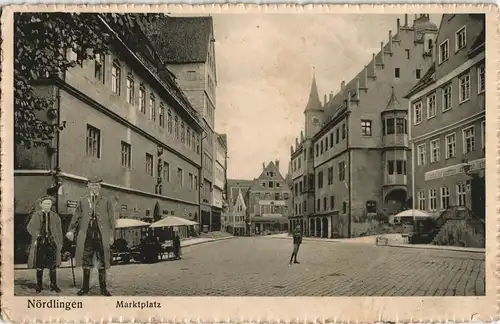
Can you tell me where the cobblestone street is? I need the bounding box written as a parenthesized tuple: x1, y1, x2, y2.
(14, 237, 485, 296)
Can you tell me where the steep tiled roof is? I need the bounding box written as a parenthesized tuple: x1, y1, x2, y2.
(468, 28, 485, 57)
(304, 74, 323, 112)
(404, 63, 436, 99)
(383, 87, 405, 112)
(227, 179, 253, 205)
(146, 16, 213, 64)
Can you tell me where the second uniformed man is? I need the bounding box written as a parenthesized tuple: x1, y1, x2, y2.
(66, 176, 116, 296)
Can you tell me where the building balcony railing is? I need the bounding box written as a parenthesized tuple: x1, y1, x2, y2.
(384, 174, 407, 186)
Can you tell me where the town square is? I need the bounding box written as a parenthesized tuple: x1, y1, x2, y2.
(11, 12, 486, 297)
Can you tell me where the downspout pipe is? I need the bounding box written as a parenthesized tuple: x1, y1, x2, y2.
(346, 108, 352, 238)
(198, 131, 207, 234)
(54, 87, 62, 215)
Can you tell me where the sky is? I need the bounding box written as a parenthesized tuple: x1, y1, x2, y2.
(212, 14, 442, 180)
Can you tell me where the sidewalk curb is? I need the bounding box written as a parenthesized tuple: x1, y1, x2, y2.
(385, 243, 485, 254)
(266, 236, 485, 253)
(182, 236, 236, 248)
(14, 236, 237, 270)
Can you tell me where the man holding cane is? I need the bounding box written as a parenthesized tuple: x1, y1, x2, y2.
(66, 176, 116, 296)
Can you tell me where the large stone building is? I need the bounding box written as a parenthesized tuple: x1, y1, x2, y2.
(245, 161, 292, 234)
(148, 16, 226, 232)
(405, 14, 485, 220)
(289, 14, 438, 238)
(14, 15, 204, 261)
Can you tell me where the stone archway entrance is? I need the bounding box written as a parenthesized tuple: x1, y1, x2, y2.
(322, 217, 328, 238)
(309, 218, 315, 236)
(315, 218, 321, 237)
(384, 189, 407, 214)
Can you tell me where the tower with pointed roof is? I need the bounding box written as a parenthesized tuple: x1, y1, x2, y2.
(304, 72, 325, 139)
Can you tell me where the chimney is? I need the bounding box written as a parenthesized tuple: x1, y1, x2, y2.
(295, 137, 299, 148)
(324, 94, 327, 105)
(275, 160, 280, 169)
(290, 145, 294, 155)
(341, 81, 346, 91)
(388, 30, 393, 51)
(329, 91, 334, 100)
(362, 65, 368, 87)
(380, 42, 385, 65)
(356, 79, 360, 100)
(404, 14, 409, 27)
(262, 162, 265, 171)
(370, 53, 376, 76)
(300, 130, 304, 142)
(396, 18, 400, 34)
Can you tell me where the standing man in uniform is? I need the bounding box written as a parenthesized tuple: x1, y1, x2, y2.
(27, 195, 63, 293)
(66, 177, 116, 296)
(289, 224, 302, 265)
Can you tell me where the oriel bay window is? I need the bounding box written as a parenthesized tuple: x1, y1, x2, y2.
(387, 159, 407, 175)
(383, 117, 408, 135)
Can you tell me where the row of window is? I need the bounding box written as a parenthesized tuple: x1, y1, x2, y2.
(252, 192, 289, 200)
(93, 54, 202, 155)
(417, 183, 466, 212)
(413, 65, 485, 125)
(293, 157, 302, 172)
(438, 25, 467, 65)
(252, 204, 289, 215)
(225, 215, 245, 223)
(394, 67, 422, 80)
(316, 124, 346, 157)
(416, 122, 485, 166)
(382, 118, 409, 136)
(86, 124, 199, 193)
(317, 162, 346, 189)
(260, 181, 282, 188)
(203, 153, 213, 172)
(386, 160, 407, 175)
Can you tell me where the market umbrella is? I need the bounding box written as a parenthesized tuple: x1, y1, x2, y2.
(394, 209, 431, 218)
(115, 218, 151, 229)
(150, 216, 198, 228)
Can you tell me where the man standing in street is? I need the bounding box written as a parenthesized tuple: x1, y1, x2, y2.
(289, 224, 302, 265)
(66, 177, 116, 296)
(27, 195, 63, 293)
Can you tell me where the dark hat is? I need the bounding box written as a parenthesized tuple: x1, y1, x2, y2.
(39, 195, 55, 204)
(87, 176, 103, 184)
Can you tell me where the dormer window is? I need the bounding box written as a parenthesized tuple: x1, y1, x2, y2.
(455, 26, 467, 52)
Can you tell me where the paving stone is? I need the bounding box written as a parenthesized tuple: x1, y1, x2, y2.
(14, 237, 485, 296)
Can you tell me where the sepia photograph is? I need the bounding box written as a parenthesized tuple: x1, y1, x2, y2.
(10, 11, 486, 299)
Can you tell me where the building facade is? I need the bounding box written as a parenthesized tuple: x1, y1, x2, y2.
(289, 14, 438, 238)
(148, 16, 221, 232)
(405, 14, 485, 220)
(14, 15, 204, 262)
(245, 161, 292, 234)
(225, 179, 254, 235)
(213, 133, 228, 230)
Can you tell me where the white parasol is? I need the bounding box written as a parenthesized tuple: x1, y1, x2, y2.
(394, 209, 431, 218)
(115, 218, 151, 229)
(150, 216, 198, 228)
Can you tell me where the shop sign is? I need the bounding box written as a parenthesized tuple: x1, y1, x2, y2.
(425, 158, 485, 181)
(66, 200, 78, 208)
